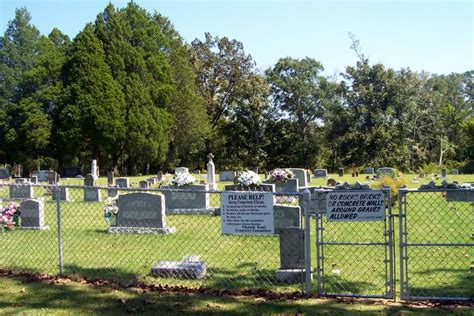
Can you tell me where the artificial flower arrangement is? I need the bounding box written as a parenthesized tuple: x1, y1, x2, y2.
(103, 197, 119, 225)
(237, 170, 261, 187)
(0, 202, 20, 232)
(270, 168, 294, 183)
(171, 172, 196, 187)
(158, 173, 174, 187)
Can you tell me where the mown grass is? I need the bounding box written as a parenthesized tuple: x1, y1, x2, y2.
(0, 173, 473, 299)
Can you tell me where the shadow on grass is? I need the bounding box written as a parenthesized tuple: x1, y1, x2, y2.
(1, 274, 460, 315)
(62, 264, 139, 283)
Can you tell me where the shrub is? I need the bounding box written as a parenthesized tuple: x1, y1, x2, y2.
(373, 176, 407, 206)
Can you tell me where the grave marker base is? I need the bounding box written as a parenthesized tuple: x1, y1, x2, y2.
(275, 269, 310, 283)
(151, 260, 207, 279)
(20, 225, 50, 230)
(108, 226, 176, 234)
(166, 208, 217, 215)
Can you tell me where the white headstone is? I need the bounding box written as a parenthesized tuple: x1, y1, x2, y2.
(207, 153, 217, 191)
(91, 159, 98, 180)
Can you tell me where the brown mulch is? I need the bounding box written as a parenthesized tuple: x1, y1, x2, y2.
(0, 268, 472, 308)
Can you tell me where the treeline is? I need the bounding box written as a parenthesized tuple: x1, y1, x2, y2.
(0, 3, 472, 176)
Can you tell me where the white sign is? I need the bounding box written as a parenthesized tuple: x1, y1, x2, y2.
(327, 190, 385, 222)
(221, 192, 274, 235)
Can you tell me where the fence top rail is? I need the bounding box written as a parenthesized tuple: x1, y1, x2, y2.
(399, 187, 473, 193)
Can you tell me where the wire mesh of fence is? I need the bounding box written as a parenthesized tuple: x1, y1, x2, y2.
(0, 182, 305, 294)
(399, 188, 473, 301)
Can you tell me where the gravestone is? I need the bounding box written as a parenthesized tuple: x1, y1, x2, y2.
(441, 169, 447, 178)
(15, 178, 28, 184)
(365, 167, 375, 175)
(84, 187, 101, 202)
(32, 170, 49, 181)
(274, 205, 301, 234)
(147, 177, 156, 186)
(157, 171, 163, 181)
(139, 180, 149, 189)
(108, 188, 119, 198)
(264, 178, 298, 194)
(376, 167, 396, 177)
(52, 187, 69, 201)
(20, 199, 49, 230)
(289, 168, 308, 187)
(174, 167, 189, 175)
(30, 176, 38, 184)
(115, 177, 129, 188)
(161, 184, 211, 214)
(107, 171, 114, 186)
(219, 171, 237, 181)
(0, 168, 10, 180)
(313, 169, 328, 178)
(10, 184, 34, 199)
(151, 255, 206, 279)
(91, 159, 98, 179)
(327, 178, 337, 187)
(48, 171, 59, 184)
(84, 173, 95, 186)
(451, 169, 459, 175)
(338, 168, 344, 177)
(306, 171, 311, 183)
(207, 153, 217, 191)
(109, 192, 175, 234)
(275, 227, 307, 283)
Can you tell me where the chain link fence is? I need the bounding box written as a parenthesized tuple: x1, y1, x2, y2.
(399, 188, 473, 301)
(0, 182, 305, 294)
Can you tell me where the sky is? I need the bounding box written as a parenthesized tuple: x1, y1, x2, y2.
(1, 0, 472, 76)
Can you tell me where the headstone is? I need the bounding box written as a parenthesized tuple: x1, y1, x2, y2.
(84, 173, 95, 186)
(48, 171, 59, 184)
(139, 180, 149, 189)
(63, 166, 81, 177)
(151, 256, 206, 279)
(376, 167, 396, 177)
(157, 171, 163, 181)
(313, 169, 328, 178)
(107, 171, 114, 186)
(147, 177, 156, 186)
(174, 167, 189, 175)
(351, 172, 355, 177)
(275, 227, 307, 283)
(115, 177, 129, 188)
(108, 188, 119, 198)
(91, 159, 98, 180)
(451, 169, 459, 175)
(32, 170, 49, 181)
(207, 153, 217, 191)
(327, 178, 337, 187)
(306, 171, 311, 183)
(10, 184, 34, 199)
(365, 167, 375, 175)
(355, 170, 359, 177)
(15, 178, 28, 184)
(30, 176, 38, 184)
(264, 178, 298, 194)
(445, 190, 474, 202)
(52, 187, 69, 201)
(161, 184, 211, 214)
(274, 205, 301, 234)
(219, 171, 237, 182)
(13, 165, 21, 177)
(109, 192, 175, 234)
(441, 168, 447, 178)
(84, 187, 101, 202)
(0, 168, 10, 179)
(338, 168, 344, 177)
(20, 199, 49, 230)
(289, 168, 308, 187)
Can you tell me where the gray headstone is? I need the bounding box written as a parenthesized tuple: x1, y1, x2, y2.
(0, 168, 10, 179)
(192, 170, 201, 175)
(441, 169, 447, 178)
(365, 167, 375, 175)
(338, 168, 344, 177)
(84, 187, 101, 202)
(115, 177, 129, 188)
(20, 199, 48, 229)
(279, 227, 305, 269)
(32, 170, 49, 181)
(313, 169, 328, 178)
(108, 188, 119, 198)
(174, 167, 189, 175)
(84, 173, 95, 186)
(376, 167, 396, 177)
(146, 177, 156, 186)
(139, 180, 149, 189)
(445, 190, 474, 202)
(274, 205, 301, 234)
(224, 183, 275, 192)
(107, 171, 114, 186)
(263, 178, 298, 193)
(116, 192, 166, 228)
(10, 184, 34, 199)
(306, 171, 311, 183)
(30, 176, 38, 184)
(219, 171, 237, 181)
(289, 168, 308, 187)
(161, 184, 210, 214)
(157, 171, 163, 181)
(15, 178, 28, 184)
(48, 171, 59, 184)
(52, 187, 69, 201)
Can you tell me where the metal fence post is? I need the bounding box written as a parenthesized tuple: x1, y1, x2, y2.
(314, 189, 323, 296)
(55, 183, 64, 275)
(398, 187, 408, 300)
(302, 189, 312, 295)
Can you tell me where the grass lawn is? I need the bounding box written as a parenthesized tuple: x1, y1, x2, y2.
(0, 274, 472, 315)
(0, 173, 473, 299)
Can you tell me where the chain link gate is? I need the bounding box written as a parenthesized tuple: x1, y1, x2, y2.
(313, 187, 395, 299)
(399, 187, 474, 301)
